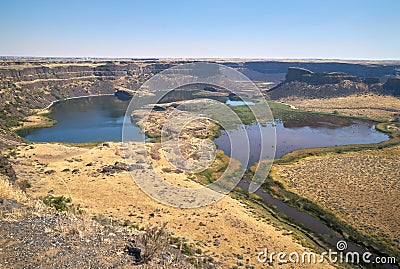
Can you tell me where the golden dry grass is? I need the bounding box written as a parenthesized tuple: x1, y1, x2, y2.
(0, 174, 28, 204)
(273, 145, 400, 252)
(8, 142, 334, 268)
(0, 174, 50, 222)
(279, 94, 400, 121)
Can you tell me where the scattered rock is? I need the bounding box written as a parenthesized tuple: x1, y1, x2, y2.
(114, 161, 129, 171)
(44, 170, 56, 175)
(0, 202, 197, 268)
(162, 167, 172, 173)
(0, 155, 17, 184)
(0, 198, 22, 211)
(124, 242, 142, 263)
(100, 161, 143, 174)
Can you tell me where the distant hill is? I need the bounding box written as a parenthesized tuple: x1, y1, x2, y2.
(266, 67, 400, 99)
(224, 60, 400, 82)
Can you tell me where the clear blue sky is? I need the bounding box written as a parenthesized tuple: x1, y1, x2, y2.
(0, 0, 399, 59)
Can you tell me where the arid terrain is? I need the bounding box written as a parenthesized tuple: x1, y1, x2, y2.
(3, 142, 333, 268)
(279, 93, 400, 121)
(0, 172, 198, 268)
(272, 145, 400, 255)
(1, 59, 400, 268)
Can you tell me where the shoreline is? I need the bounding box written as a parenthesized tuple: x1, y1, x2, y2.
(14, 93, 117, 136)
(44, 93, 116, 109)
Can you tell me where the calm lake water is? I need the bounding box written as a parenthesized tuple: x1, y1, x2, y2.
(22, 96, 389, 158)
(21, 95, 143, 143)
(214, 120, 388, 167)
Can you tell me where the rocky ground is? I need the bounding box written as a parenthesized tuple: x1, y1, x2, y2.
(0, 199, 193, 269)
(0, 161, 203, 269)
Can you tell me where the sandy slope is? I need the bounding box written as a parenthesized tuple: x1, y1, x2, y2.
(8, 142, 334, 268)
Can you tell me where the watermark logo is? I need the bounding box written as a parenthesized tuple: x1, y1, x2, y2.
(122, 62, 276, 208)
(257, 240, 397, 266)
(336, 240, 347, 251)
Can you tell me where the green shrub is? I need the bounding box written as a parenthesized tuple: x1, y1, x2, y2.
(42, 195, 71, 212)
(21, 180, 31, 188)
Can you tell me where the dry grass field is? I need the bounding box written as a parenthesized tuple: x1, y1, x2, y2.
(5, 142, 335, 268)
(0, 174, 199, 268)
(272, 145, 400, 254)
(279, 93, 400, 121)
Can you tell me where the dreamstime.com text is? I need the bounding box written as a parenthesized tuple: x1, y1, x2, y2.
(257, 241, 397, 266)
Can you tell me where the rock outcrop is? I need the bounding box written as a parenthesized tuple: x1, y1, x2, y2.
(114, 89, 134, 100)
(363, 77, 381, 84)
(384, 78, 400, 96)
(236, 61, 400, 81)
(0, 60, 171, 134)
(285, 67, 360, 85)
(267, 67, 395, 100)
(1, 59, 400, 148)
(0, 154, 17, 184)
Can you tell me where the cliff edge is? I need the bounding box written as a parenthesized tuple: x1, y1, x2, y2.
(267, 67, 399, 99)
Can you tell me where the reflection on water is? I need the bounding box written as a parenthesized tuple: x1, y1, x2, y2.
(214, 120, 389, 167)
(226, 100, 255, 106)
(22, 96, 143, 143)
(23, 96, 389, 156)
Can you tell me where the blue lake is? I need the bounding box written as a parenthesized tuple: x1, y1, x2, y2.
(21, 95, 143, 143)
(22, 96, 389, 161)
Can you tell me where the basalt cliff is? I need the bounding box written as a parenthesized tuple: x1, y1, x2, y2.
(267, 67, 400, 99)
(1, 59, 400, 147)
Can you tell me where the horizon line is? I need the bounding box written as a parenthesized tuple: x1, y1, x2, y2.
(1, 55, 400, 62)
